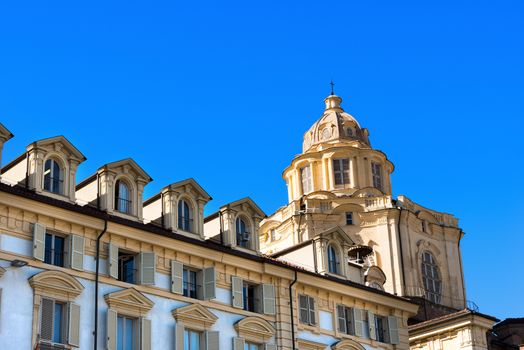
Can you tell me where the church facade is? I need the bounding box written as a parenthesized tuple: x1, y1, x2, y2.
(0, 91, 499, 350)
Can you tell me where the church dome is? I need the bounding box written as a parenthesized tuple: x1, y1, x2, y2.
(302, 94, 370, 153)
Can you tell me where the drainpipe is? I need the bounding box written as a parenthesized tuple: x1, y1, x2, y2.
(93, 219, 108, 350)
(219, 210, 224, 245)
(396, 207, 406, 295)
(25, 151, 29, 190)
(288, 269, 298, 350)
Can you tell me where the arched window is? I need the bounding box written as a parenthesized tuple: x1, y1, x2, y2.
(236, 217, 250, 248)
(115, 180, 131, 214)
(327, 244, 340, 274)
(421, 251, 442, 304)
(43, 159, 63, 194)
(177, 199, 193, 232)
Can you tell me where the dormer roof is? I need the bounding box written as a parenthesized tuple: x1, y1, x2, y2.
(24, 135, 87, 162)
(97, 158, 152, 183)
(0, 123, 14, 142)
(220, 197, 266, 218)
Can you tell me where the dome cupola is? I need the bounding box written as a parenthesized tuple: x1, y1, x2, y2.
(302, 94, 370, 153)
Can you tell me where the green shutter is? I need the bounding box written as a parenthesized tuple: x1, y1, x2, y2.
(70, 235, 84, 271)
(40, 298, 54, 341)
(141, 318, 152, 350)
(388, 316, 400, 344)
(262, 284, 276, 315)
(140, 252, 156, 285)
(231, 276, 244, 309)
(67, 303, 81, 347)
(171, 260, 184, 295)
(108, 243, 119, 279)
(107, 309, 117, 350)
(203, 267, 216, 300)
(353, 308, 363, 337)
(205, 330, 219, 350)
(368, 311, 377, 340)
(337, 305, 346, 333)
(33, 223, 46, 261)
(175, 323, 184, 350)
(233, 337, 245, 350)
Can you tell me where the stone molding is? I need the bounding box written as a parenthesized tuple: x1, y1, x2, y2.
(172, 303, 218, 331)
(234, 316, 276, 343)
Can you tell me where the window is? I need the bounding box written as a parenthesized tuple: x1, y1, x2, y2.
(421, 251, 442, 304)
(117, 315, 137, 350)
(178, 199, 194, 232)
(44, 233, 66, 267)
(184, 329, 201, 350)
(345, 127, 354, 137)
(321, 128, 331, 140)
(371, 162, 383, 191)
(118, 251, 137, 284)
(298, 294, 316, 325)
(270, 229, 276, 242)
(236, 217, 250, 249)
(38, 297, 80, 348)
(301, 165, 312, 194)
(183, 268, 198, 299)
(115, 180, 132, 214)
(244, 342, 260, 350)
(375, 315, 387, 343)
(421, 220, 427, 233)
(333, 158, 350, 187)
(43, 159, 63, 194)
(327, 244, 340, 274)
(337, 305, 355, 335)
(345, 212, 353, 225)
(243, 282, 259, 313)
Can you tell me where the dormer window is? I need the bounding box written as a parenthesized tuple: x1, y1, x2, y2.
(178, 199, 193, 232)
(43, 159, 63, 194)
(115, 180, 132, 214)
(236, 217, 251, 249)
(327, 244, 341, 274)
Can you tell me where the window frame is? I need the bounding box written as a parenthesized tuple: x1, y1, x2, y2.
(327, 244, 341, 275)
(115, 179, 132, 215)
(421, 251, 442, 304)
(298, 294, 316, 326)
(371, 162, 383, 191)
(333, 158, 350, 188)
(182, 266, 200, 299)
(300, 165, 312, 194)
(44, 232, 67, 268)
(178, 199, 194, 233)
(118, 250, 138, 285)
(117, 314, 139, 350)
(236, 217, 251, 249)
(43, 158, 64, 195)
(345, 212, 353, 225)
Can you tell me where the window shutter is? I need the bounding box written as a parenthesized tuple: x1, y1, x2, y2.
(233, 337, 245, 350)
(353, 308, 363, 337)
(205, 330, 219, 350)
(70, 235, 84, 271)
(175, 323, 184, 350)
(265, 345, 277, 350)
(33, 223, 46, 261)
(203, 267, 216, 300)
(140, 252, 156, 285)
(67, 303, 81, 347)
(141, 318, 152, 350)
(337, 305, 347, 334)
(262, 284, 276, 315)
(388, 316, 400, 344)
(368, 311, 377, 340)
(108, 243, 119, 279)
(231, 276, 244, 309)
(171, 260, 184, 295)
(40, 298, 54, 341)
(308, 296, 316, 325)
(107, 309, 117, 350)
(298, 295, 309, 324)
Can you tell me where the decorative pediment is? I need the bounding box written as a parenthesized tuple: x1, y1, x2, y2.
(351, 187, 384, 198)
(297, 338, 328, 350)
(99, 158, 152, 183)
(316, 226, 356, 246)
(364, 265, 387, 284)
(416, 239, 441, 256)
(304, 191, 337, 200)
(172, 304, 218, 331)
(235, 316, 276, 343)
(167, 178, 212, 201)
(104, 288, 154, 317)
(224, 197, 266, 219)
(29, 270, 84, 300)
(28, 135, 86, 162)
(331, 339, 366, 350)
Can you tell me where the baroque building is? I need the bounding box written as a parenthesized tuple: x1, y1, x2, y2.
(0, 91, 503, 350)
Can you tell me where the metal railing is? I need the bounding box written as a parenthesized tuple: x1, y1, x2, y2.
(115, 197, 132, 214)
(44, 248, 66, 267)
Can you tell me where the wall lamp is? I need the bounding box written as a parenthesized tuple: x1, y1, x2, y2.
(10, 259, 28, 267)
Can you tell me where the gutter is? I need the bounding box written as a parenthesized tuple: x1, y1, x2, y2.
(93, 219, 108, 350)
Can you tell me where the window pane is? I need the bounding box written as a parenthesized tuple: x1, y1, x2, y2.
(125, 318, 134, 350)
(54, 236, 65, 267)
(53, 303, 63, 343)
(190, 331, 200, 350)
(45, 234, 53, 264)
(117, 316, 124, 350)
(184, 330, 190, 350)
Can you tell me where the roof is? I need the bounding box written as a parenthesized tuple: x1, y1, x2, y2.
(205, 197, 266, 221)
(143, 178, 212, 206)
(27, 135, 87, 161)
(0, 181, 416, 307)
(409, 308, 499, 332)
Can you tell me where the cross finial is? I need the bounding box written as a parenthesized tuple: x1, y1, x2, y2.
(330, 80, 335, 95)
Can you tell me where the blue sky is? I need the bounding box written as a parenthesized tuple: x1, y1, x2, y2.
(1, 1, 523, 320)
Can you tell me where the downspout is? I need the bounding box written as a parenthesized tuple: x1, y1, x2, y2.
(96, 172, 100, 210)
(93, 219, 108, 350)
(219, 210, 224, 245)
(458, 230, 467, 308)
(160, 191, 165, 228)
(25, 150, 29, 190)
(288, 269, 298, 350)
